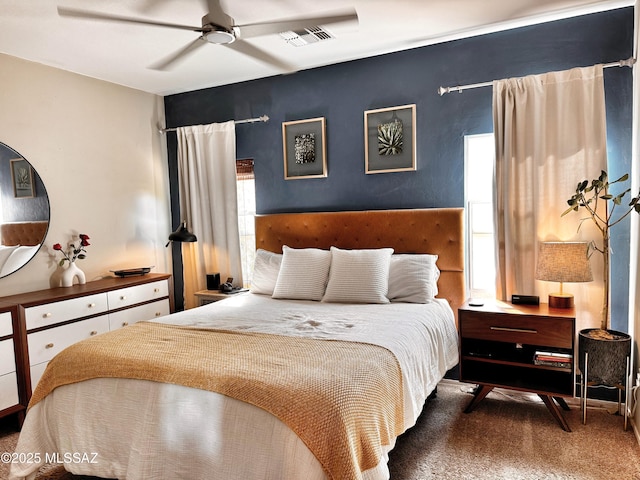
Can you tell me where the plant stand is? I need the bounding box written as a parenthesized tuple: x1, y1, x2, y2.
(578, 328, 631, 430)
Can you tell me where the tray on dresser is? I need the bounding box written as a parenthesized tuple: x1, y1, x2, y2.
(110, 266, 154, 278)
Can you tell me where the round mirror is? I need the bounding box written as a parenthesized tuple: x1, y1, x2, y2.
(0, 142, 50, 278)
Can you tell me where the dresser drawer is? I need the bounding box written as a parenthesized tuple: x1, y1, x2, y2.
(109, 299, 170, 330)
(27, 315, 110, 366)
(0, 338, 16, 376)
(460, 311, 573, 349)
(30, 363, 47, 392)
(25, 293, 108, 331)
(0, 311, 13, 338)
(107, 280, 169, 310)
(0, 371, 19, 411)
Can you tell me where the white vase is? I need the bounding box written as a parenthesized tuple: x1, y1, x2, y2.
(61, 261, 86, 287)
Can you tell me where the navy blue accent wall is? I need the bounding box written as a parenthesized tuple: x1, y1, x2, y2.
(0, 143, 49, 222)
(165, 7, 634, 327)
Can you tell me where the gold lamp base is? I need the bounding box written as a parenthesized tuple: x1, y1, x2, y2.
(549, 293, 574, 309)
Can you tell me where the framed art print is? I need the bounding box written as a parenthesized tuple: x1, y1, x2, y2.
(364, 104, 416, 174)
(10, 158, 35, 198)
(282, 117, 327, 180)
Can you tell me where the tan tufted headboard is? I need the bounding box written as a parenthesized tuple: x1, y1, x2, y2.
(1, 221, 49, 246)
(255, 208, 465, 324)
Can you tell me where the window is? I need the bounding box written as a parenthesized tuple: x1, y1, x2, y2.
(236, 159, 256, 288)
(464, 134, 496, 297)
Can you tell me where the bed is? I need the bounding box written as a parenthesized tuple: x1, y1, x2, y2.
(0, 221, 48, 277)
(10, 208, 464, 480)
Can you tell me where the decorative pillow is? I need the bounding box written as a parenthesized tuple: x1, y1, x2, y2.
(322, 247, 394, 304)
(0, 244, 40, 277)
(249, 249, 282, 295)
(387, 254, 440, 303)
(272, 246, 332, 301)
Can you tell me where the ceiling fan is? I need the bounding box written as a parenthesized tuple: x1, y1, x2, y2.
(57, 0, 358, 71)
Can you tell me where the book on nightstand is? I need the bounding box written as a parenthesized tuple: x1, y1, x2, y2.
(533, 351, 573, 369)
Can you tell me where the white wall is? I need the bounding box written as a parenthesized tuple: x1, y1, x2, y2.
(0, 54, 171, 296)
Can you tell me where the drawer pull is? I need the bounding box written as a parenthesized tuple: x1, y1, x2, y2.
(120, 296, 127, 301)
(155, 312, 161, 317)
(45, 343, 54, 349)
(90, 331, 98, 336)
(122, 322, 129, 327)
(154, 288, 160, 293)
(88, 303, 96, 308)
(42, 313, 52, 318)
(490, 326, 537, 334)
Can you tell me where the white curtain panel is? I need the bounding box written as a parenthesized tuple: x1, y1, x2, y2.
(493, 65, 607, 328)
(176, 121, 242, 309)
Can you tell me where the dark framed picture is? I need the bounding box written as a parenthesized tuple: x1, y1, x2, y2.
(282, 117, 327, 180)
(364, 104, 416, 174)
(10, 158, 35, 198)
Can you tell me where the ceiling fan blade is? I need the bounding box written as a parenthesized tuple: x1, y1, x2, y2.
(149, 37, 207, 71)
(236, 9, 358, 39)
(57, 6, 205, 32)
(226, 40, 295, 72)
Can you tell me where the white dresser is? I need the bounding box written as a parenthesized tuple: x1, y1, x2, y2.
(0, 273, 172, 415)
(0, 309, 21, 422)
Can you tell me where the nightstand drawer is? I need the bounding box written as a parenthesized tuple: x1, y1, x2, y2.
(460, 312, 573, 349)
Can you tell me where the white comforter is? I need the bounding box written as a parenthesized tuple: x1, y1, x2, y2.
(10, 293, 458, 480)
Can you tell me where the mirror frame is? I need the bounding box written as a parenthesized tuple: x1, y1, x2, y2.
(0, 142, 50, 278)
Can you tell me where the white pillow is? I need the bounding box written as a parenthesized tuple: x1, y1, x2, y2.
(250, 249, 282, 295)
(387, 254, 440, 303)
(322, 247, 394, 304)
(0, 245, 19, 272)
(0, 244, 40, 277)
(272, 246, 332, 301)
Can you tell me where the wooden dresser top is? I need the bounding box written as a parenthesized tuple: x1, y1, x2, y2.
(0, 273, 171, 309)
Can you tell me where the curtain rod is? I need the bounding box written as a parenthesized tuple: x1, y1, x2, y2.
(437, 57, 636, 96)
(159, 115, 269, 133)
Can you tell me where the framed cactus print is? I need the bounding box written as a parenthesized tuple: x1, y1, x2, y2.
(282, 117, 327, 180)
(364, 104, 416, 174)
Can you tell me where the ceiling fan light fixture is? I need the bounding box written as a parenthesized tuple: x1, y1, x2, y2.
(204, 25, 235, 44)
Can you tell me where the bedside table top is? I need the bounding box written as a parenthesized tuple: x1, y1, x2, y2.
(460, 299, 575, 319)
(195, 289, 248, 299)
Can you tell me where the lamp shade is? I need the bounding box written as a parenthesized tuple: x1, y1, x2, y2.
(166, 221, 197, 247)
(535, 242, 593, 283)
(535, 241, 592, 308)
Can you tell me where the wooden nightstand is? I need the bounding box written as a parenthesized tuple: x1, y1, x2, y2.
(458, 300, 576, 431)
(195, 289, 248, 306)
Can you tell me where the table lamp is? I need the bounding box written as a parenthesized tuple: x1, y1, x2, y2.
(535, 241, 593, 308)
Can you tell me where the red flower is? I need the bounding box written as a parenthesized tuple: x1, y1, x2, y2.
(53, 233, 91, 266)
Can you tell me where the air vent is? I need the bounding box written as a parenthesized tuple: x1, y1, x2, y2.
(279, 26, 334, 47)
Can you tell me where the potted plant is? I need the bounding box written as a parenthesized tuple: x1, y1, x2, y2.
(563, 170, 640, 387)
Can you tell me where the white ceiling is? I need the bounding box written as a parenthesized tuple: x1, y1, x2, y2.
(0, 0, 633, 96)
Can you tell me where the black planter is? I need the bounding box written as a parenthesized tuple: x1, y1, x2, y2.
(578, 328, 631, 387)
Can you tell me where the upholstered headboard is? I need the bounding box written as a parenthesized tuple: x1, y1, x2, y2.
(1, 221, 48, 246)
(255, 208, 465, 324)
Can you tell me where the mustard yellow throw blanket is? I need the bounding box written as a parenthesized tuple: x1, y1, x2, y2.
(31, 321, 404, 480)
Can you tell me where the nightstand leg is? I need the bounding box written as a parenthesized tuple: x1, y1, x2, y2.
(538, 395, 571, 432)
(464, 384, 494, 413)
(552, 396, 570, 411)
